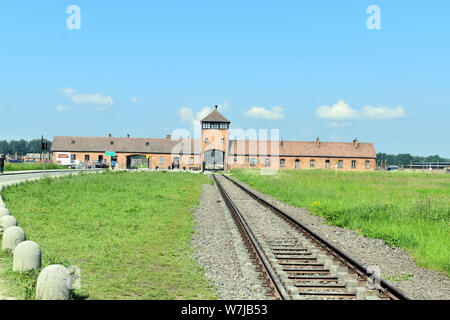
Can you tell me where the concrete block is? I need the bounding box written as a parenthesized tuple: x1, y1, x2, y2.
(0, 208, 10, 218)
(0, 215, 18, 235)
(13, 241, 42, 272)
(2, 226, 26, 253)
(36, 265, 72, 300)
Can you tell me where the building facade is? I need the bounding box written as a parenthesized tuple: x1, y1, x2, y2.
(51, 107, 376, 171)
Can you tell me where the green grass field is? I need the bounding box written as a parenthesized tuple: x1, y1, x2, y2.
(4, 162, 67, 172)
(0, 171, 216, 299)
(232, 169, 450, 276)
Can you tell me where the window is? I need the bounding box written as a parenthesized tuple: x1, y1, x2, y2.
(85, 155, 90, 162)
(211, 123, 219, 129)
(338, 160, 344, 168)
(325, 160, 330, 169)
(265, 158, 271, 167)
(249, 158, 257, 167)
(205, 138, 209, 143)
(280, 159, 285, 167)
(365, 160, 370, 169)
(310, 160, 315, 168)
(71, 140, 75, 144)
(219, 123, 229, 129)
(203, 122, 211, 129)
(71, 154, 76, 160)
(221, 138, 224, 144)
(110, 141, 114, 145)
(160, 156, 165, 164)
(145, 142, 150, 146)
(189, 157, 194, 165)
(352, 160, 357, 168)
(295, 159, 300, 169)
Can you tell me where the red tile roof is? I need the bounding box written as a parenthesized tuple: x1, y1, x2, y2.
(229, 140, 376, 158)
(51, 136, 202, 155)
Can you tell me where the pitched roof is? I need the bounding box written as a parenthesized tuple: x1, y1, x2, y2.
(201, 108, 230, 123)
(228, 140, 376, 158)
(51, 136, 202, 155)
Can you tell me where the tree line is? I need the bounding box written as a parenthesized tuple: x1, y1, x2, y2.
(0, 139, 53, 156)
(376, 153, 450, 166)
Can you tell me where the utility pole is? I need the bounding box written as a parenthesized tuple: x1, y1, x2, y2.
(41, 135, 47, 177)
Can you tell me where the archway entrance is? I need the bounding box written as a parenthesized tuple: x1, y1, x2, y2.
(204, 149, 224, 171)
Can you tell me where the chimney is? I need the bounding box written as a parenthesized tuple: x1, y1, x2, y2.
(353, 138, 359, 148)
(316, 137, 320, 146)
(166, 134, 171, 140)
(108, 133, 112, 138)
(127, 134, 130, 138)
(215, 105, 218, 110)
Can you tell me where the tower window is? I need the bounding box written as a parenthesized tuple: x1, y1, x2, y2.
(205, 138, 209, 143)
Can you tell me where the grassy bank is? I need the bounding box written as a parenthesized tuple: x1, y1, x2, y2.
(232, 169, 450, 275)
(0, 171, 216, 299)
(4, 162, 67, 172)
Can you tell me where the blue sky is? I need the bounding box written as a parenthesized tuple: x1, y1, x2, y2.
(0, 1, 449, 157)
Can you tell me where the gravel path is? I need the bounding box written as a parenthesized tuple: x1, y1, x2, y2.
(229, 175, 449, 300)
(191, 182, 267, 300)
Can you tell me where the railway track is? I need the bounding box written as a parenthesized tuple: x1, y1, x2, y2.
(212, 174, 412, 300)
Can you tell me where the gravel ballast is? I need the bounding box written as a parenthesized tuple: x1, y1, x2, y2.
(191, 182, 266, 300)
(229, 176, 449, 300)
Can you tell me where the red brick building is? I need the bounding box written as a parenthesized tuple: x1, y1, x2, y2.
(51, 107, 376, 171)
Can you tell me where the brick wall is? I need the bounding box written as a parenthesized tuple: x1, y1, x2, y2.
(228, 155, 375, 171)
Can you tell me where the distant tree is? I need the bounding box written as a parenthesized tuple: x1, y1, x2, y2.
(0, 139, 52, 156)
(377, 153, 449, 166)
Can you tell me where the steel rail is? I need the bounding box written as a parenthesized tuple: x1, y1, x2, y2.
(212, 175, 291, 300)
(222, 174, 413, 301)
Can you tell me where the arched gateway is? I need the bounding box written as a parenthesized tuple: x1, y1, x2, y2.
(204, 149, 225, 170)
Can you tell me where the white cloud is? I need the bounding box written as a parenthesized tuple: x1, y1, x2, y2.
(177, 106, 212, 125)
(316, 100, 359, 120)
(362, 105, 406, 119)
(60, 88, 114, 105)
(131, 97, 139, 103)
(328, 121, 351, 128)
(316, 100, 406, 120)
(244, 106, 285, 120)
(55, 105, 70, 112)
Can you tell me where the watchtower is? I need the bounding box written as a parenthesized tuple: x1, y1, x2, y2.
(200, 106, 230, 171)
